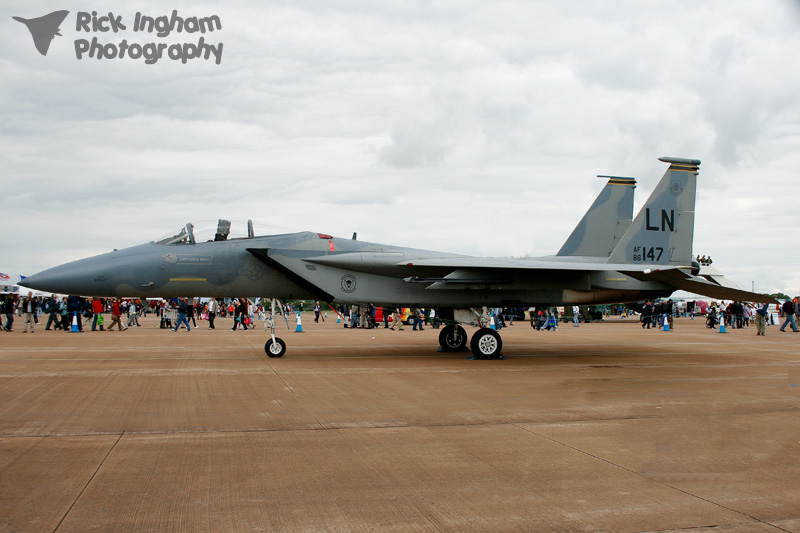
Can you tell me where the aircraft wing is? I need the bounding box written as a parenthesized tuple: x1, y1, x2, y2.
(396, 256, 776, 303)
(398, 256, 644, 272)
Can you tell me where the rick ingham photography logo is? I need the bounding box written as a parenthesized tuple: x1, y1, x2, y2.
(12, 9, 223, 64)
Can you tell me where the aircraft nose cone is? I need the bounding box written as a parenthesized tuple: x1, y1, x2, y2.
(18, 274, 40, 290)
(19, 267, 83, 294)
(20, 256, 111, 295)
(19, 271, 73, 292)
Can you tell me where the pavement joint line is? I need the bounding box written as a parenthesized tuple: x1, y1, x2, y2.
(639, 525, 785, 532)
(0, 419, 635, 439)
(0, 414, 748, 439)
(3, 405, 799, 441)
(510, 423, 793, 533)
(52, 431, 124, 533)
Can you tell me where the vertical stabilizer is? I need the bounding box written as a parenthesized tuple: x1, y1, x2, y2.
(607, 157, 700, 266)
(557, 176, 636, 257)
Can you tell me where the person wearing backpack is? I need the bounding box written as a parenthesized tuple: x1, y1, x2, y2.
(90, 297, 104, 331)
(44, 295, 61, 330)
(779, 299, 798, 332)
(754, 302, 769, 336)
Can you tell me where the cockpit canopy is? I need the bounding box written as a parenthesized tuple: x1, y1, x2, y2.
(155, 219, 296, 245)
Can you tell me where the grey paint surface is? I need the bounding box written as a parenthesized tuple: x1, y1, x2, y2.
(557, 176, 635, 257)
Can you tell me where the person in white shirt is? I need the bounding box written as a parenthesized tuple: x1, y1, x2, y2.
(207, 298, 218, 329)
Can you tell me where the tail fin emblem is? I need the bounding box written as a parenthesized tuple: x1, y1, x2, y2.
(669, 181, 685, 196)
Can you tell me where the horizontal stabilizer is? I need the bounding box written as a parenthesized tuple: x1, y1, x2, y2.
(697, 265, 745, 290)
(626, 268, 777, 303)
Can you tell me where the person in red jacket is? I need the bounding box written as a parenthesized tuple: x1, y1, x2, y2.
(91, 297, 104, 331)
(107, 298, 127, 331)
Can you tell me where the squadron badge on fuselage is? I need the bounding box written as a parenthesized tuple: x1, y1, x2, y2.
(241, 264, 265, 280)
(340, 274, 357, 293)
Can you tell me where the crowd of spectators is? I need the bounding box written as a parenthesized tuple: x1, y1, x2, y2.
(2, 293, 795, 339)
(0, 294, 260, 333)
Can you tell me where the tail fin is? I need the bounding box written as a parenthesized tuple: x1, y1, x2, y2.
(557, 175, 636, 257)
(607, 157, 700, 266)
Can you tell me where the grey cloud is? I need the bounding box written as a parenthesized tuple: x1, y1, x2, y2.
(378, 119, 450, 168)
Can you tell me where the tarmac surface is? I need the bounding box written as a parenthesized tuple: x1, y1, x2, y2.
(1, 313, 799, 532)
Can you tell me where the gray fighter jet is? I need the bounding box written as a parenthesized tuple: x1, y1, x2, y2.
(21, 157, 774, 358)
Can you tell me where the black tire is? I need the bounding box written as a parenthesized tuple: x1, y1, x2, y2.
(438, 325, 468, 352)
(470, 328, 503, 359)
(265, 337, 286, 358)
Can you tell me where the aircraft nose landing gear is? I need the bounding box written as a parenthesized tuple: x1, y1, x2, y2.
(265, 337, 286, 358)
(263, 298, 288, 358)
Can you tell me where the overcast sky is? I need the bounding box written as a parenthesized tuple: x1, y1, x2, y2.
(2, 0, 799, 296)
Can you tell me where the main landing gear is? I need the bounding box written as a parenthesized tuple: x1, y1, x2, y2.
(438, 324, 468, 352)
(437, 310, 504, 359)
(469, 328, 503, 359)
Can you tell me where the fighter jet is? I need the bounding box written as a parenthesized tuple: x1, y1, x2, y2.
(21, 157, 774, 358)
